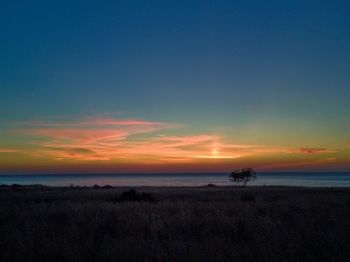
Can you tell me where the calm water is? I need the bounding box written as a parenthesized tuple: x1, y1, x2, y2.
(0, 173, 350, 187)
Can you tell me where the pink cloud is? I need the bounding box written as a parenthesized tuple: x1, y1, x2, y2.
(0, 148, 17, 153)
(27, 129, 129, 143)
(155, 135, 212, 143)
(20, 116, 177, 128)
(5, 115, 339, 165)
(150, 135, 213, 148)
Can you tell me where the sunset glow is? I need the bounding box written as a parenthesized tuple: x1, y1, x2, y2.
(0, 1, 349, 174)
(0, 114, 348, 173)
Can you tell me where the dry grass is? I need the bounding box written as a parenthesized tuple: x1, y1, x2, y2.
(0, 186, 350, 261)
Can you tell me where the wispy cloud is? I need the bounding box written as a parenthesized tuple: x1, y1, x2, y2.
(15, 116, 177, 161)
(14, 116, 253, 161)
(258, 157, 337, 171)
(17, 115, 179, 128)
(286, 148, 336, 155)
(0, 148, 17, 153)
(4, 115, 339, 170)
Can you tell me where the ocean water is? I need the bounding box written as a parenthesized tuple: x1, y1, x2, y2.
(0, 172, 350, 187)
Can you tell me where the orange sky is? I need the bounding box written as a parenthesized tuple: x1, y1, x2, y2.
(0, 115, 348, 173)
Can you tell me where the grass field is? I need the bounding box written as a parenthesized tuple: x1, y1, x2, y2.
(1, 185, 350, 262)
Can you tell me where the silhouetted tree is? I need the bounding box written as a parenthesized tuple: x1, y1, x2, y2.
(229, 168, 257, 186)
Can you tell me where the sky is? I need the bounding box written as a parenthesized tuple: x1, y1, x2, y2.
(0, 0, 349, 173)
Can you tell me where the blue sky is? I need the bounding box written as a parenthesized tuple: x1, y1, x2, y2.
(0, 0, 349, 172)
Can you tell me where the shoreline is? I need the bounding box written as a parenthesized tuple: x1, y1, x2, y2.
(1, 172, 350, 188)
(2, 183, 350, 189)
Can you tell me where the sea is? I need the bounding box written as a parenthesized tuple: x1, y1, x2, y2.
(0, 172, 350, 187)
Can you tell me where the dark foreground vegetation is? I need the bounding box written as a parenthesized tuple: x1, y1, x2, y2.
(1, 185, 350, 262)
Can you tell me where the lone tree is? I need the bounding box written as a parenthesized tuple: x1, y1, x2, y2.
(229, 168, 257, 186)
